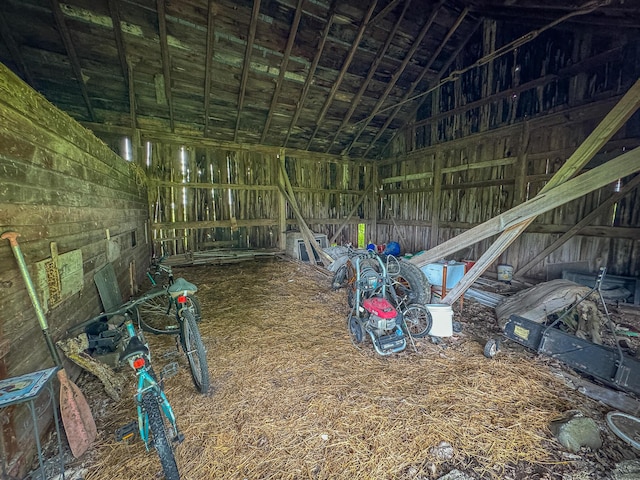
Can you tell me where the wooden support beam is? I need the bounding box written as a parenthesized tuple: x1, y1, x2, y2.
(325, 0, 411, 154)
(513, 121, 531, 205)
(370, 0, 403, 25)
(408, 145, 640, 271)
(305, 0, 377, 150)
(437, 78, 640, 304)
(329, 183, 374, 245)
(515, 173, 640, 278)
(429, 154, 443, 249)
(107, 0, 128, 87)
(278, 154, 333, 266)
(261, 0, 303, 144)
(156, 0, 175, 132)
(283, 1, 335, 147)
(361, 8, 471, 158)
(204, 0, 216, 136)
(0, 11, 36, 88)
(234, 0, 261, 143)
(50, 0, 95, 121)
(127, 59, 136, 127)
(343, 0, 446, 155)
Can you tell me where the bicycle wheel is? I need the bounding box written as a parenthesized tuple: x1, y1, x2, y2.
(137, 291, 179, 335)
(401, 304, 432, 338)
(179, 309, 210, 394)
(141, 391, 179, 480)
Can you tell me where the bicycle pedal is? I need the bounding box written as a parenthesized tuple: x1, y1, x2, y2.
(161, 350, 180, 359)
(115, 421, 138, 442)
(161, 361, 179, 380)
(173, 432, 185, 445)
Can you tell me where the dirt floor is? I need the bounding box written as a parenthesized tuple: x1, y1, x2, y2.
(52, 258, 638, 479)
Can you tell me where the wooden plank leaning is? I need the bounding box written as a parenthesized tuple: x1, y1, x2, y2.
(515, 173, 640, 278)
(278, 152, 333, 266)
(408, 77, 640, 304)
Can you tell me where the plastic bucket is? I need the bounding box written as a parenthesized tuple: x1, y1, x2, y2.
(497, 264, 514, 282)
(425, 304, 453, 337)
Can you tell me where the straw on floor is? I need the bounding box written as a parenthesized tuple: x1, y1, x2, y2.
(80, 259, 578, 480)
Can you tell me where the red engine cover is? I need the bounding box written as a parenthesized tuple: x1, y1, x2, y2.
(362, 297, 397, 319)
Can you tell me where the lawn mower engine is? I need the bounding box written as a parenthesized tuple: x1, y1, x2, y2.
(358, 297, 406, 355)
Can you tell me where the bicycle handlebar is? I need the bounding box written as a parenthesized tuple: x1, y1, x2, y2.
(66, 287, 167, 336)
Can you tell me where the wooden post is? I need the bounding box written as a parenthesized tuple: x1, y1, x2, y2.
(277, 152, 287, 251)
(513, 121, 530, 206)
(429, 152, 443, 248)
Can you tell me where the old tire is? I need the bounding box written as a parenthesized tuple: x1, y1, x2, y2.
(393, 260, 431, 306)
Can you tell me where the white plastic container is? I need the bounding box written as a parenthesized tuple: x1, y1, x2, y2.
(425, 304, 453, 337)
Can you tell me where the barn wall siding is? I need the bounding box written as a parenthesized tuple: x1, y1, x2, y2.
(382, 26, 640, 280)
(117, 135, 373, 255)
(0, 64, 149, 478)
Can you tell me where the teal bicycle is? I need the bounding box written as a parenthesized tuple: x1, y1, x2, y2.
(76, 299, 184, 480)
(136, 261, 209, 394)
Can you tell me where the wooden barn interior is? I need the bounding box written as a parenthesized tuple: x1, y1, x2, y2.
(1, 0, 640, 478)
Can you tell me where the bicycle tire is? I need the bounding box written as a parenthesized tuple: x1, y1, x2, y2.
(402, 304, 432, 338)
(138, 293, 201, 335)
(393, 260, 431, 306)
(180, 309, 210, 394)
(141, 391, 180, 480)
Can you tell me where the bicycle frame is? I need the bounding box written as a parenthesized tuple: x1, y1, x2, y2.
(123, 321, 179, 451)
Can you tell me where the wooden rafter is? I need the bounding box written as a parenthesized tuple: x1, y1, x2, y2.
(204, 0, 216, 136)
(0, 11, 36, 87)
(50, 0, 95, 121)
(234, 0, 261, 143)
(283, 1, 336, 147)
(362, 8, 470, 158)
(370, 0, 403, 25)
(156, 0, 175, 132)
(325, 0, 411, 154)
(107, 0, 128, 87)
(342, 0, 445, 156)
(305, 0, 378, 150)
(261, 0, 304, 144)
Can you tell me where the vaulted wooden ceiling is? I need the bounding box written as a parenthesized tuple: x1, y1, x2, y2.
(0, 0, 637, 159)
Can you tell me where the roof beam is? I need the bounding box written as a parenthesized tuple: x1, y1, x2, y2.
(342, 0, 446, 156)
(325, 0, 411, 154)
(0, 11, 36, 88)
(50, 0, 95, 121)
(204, 0, 216, 136)
(283, 1, 336, 147)
(156, 0, 175, 132)
(305, 0, 378, 150)
(234, 0, 261, 143)
(362, 7, 470, 158)
(261, 0, 303, 144)
(370, 0, 403, 26)
(107, 0, 128, 87)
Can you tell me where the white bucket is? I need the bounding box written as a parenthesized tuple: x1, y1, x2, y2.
(425, 304, 453, 337)
(497, 264, 514, 282)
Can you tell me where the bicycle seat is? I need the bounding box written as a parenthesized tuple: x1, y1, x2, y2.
(119, 336, 149, 362)
(168, 277, 197, 296)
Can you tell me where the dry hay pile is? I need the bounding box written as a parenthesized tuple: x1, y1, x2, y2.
(81, 259, 579, 480)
